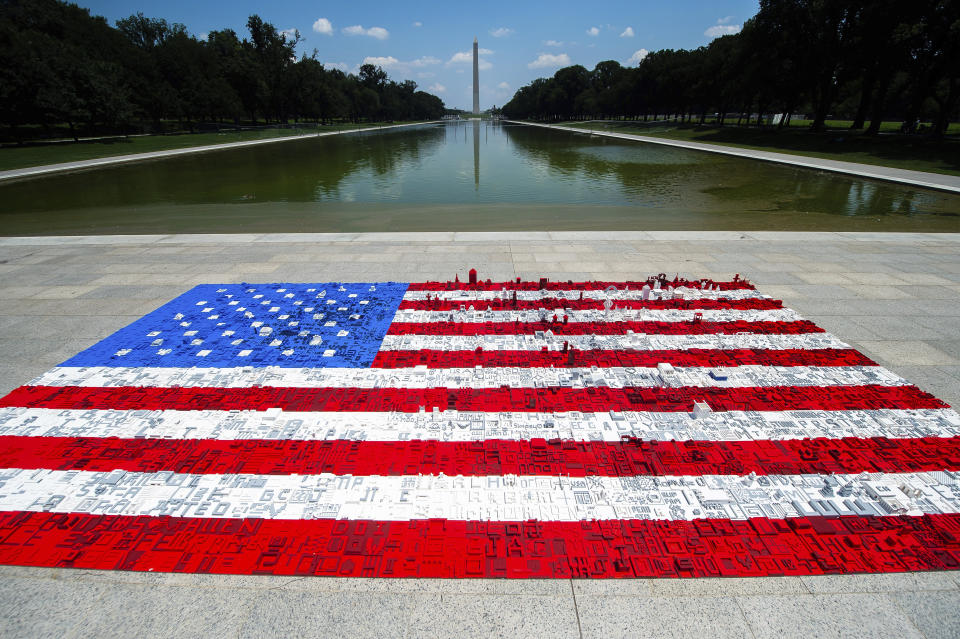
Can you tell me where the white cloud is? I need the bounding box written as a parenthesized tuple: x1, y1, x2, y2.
(411, 56, 441, 67)
(478, 48, 494, 55)
(343, 25, 389, 40)
(428, 83, 446, 93)
(360, 55, 441, 77)
(586, 26, 600, 36)
(324, 61, 350, 72)
(447, 50, 492, 70)
(544, 39, 563, 47)
(362, 56, 400, 69)
(312, 18, 333, 35)
(413, 21, 422, 27)
(620, 26, 634, 38)
(489, 27, 513, 38)
(705, 18, 741, 38)
(197, 31, 208, 41)
(626, 48, 649, 65)
(528, 53, 571, 69)
(281, 28, 298, 40)
(704, 24, 741, 37)
(497, 81, 510, 89)
(417, 72, 436, 79)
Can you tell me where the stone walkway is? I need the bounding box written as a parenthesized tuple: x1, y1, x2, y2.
(1, 231, 959, 638)
(0, 122, 437, 183)
(511, 121, 960, 194)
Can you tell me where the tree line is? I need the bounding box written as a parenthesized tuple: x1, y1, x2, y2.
(0, 0, 446, 141)
(503, 0, 959, 136)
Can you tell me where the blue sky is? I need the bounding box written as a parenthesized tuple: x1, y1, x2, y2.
(82, 0, 759, 110)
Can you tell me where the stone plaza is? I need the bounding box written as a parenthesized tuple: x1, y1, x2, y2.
(1, 230, 958, 637)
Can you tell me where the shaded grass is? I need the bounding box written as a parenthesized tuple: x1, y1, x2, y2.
(783, 118, 960, 134)
(0, 122, 427, 171)
(554, 121, 960, 177)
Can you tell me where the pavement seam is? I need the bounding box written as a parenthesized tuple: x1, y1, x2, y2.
(569, 579, 584, 639)
(267, 576, 309, 591)
(881, 592, 928, 639)
(732, 595, 760, 639)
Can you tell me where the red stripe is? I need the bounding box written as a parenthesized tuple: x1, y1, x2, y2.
(0, 511, 956, 578)
(2, 435, 957, 477)
(387, 320, 823, 336)
(408, 279, 755, 291)
(371, 348, 875, 369)
(399, 298, 782, 311)
(1, 384, 946, 412)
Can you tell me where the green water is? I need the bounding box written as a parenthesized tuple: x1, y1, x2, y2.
(1, 121, 958, 234)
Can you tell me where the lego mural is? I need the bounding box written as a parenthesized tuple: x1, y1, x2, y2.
(0, 274, 959, 578)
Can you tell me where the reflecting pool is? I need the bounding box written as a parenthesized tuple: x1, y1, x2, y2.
(1, 121, 958, 234)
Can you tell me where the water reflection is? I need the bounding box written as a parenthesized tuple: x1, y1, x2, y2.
(0, 125, 446, 212)
(473, 120, 480, 190)
(0, 120, 957, 235)
(501, 124, 958, 220)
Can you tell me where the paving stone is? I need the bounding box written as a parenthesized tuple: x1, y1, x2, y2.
(78, 285, 191, 300)
(802, 317, 884, 341)
(890, 591, 960, 639)
(855, 340, 958, 366)
(801, 571, 960, 593)
(842, 272, 911, 285)
(888, 273, 955, 285)
(896, 285, 960, 299)
(0, 576, 109, 639)
(840, 285, 916, 299)
(887, 365, 960, 407)
(795, 266, 854, 286)
(238, 591, 425, 639)
(243, 576, 570, 595)
(406, 593, 580, 639)
(774, 284, 861, 299)
(849, 315, 955, 340)
(0, 286, 44, 299)
(739, 272, 807, 285)
(576, 594, 753, 639)
(737, 593, 924, 639)
(647, 576, 810, 597)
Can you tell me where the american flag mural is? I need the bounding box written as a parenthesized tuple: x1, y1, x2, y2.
(0, 274, 959, 579)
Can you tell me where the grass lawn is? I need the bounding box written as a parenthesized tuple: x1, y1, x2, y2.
(0, 121, 428, 172)
(554, 121, 960, 177)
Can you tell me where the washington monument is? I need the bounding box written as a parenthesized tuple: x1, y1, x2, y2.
(472, 37, 480, 114)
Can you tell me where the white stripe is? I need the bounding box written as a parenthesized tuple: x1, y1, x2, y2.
(30, 365, 904, 390)
(380, 333, 849, 352)
(391, 309, 800, 323)
(2, 407, 957, 443)
(403, 288, 765, 302)
(0, 468, 957, 521)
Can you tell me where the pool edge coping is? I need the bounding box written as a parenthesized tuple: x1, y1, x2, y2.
(2, 231, 960, 246)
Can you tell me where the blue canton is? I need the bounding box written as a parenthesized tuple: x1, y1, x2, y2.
(62, 282, 409, 369)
